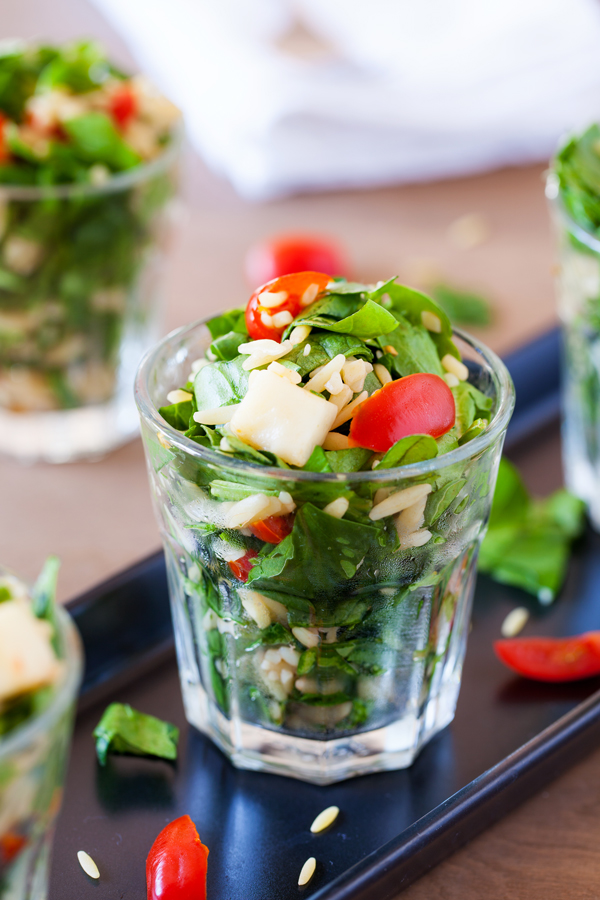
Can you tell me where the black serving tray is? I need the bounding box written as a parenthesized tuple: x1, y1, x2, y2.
(49, 326, 600, 900)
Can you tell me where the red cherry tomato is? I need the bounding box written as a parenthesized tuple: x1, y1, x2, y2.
(0, 114, 10, 163)
(249, 514, 294, 544)
(146, 815, 209, 900)
(349, 373, 455, 452)
(0, 831, 27, 864)
(244, 233, 348, 286)
(245, 271, 330, 341)
(109, 83, 138, 130)
(228, 550, 257, 582)
(494, 632, 600, 682)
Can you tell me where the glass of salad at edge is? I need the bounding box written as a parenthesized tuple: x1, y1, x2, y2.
(135, 275, 514, 784)
(0, 566, 82, 899)
(547, 128, 600, 530)
(0, 41, 181, 463)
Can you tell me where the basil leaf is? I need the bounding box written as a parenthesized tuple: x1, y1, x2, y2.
(31, 555, 60, 623)
(246, 623, 292, 650)
(297, 647, 318, 675)
(206, 308, 246, 340)
(479, 458, 586, 601)
(210, 480, 278, 501)
(432, 284, 492, 326)
(378, 434, 438, 470)
(302, 446, 332, 472)
(63, 113, 141, 171)
(209, 331, 247, 362)
(325, 448, 372, 473)
(194, 356, 249, 411)
(372, 281, 460, 361)
(282, 332, 372, 376)
(93, 703, 179, 766)
(159, 399, 193, 431)
(298, 299, 399, 340)
(378, 313, 443, 376)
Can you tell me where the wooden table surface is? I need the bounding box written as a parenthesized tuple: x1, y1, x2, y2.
(5, 3, 600, 898)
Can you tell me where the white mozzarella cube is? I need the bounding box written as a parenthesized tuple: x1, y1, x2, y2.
(0, 601, 60, 703)
(229, 369, 337, 467)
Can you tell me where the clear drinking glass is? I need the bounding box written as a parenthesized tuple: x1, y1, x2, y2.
(0, 584, 83, 899)
(135, 320, 514, 784)
(547, 174, 600, 528)
(0, 137, 180, 463)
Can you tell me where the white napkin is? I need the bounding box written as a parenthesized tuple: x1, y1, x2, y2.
(92, 0, 600, 200)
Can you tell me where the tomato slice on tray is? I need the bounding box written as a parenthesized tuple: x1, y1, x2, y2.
(244, 233, 348, 285)
(146, 815, 209, 900)
(249, 514, 294, 544)
(494, 632, 600, 682)
(349, 373, 456, 452)
(245, 271, 330, 341)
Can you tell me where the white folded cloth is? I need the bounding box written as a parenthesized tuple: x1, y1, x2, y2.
(92, 0, 600, 200)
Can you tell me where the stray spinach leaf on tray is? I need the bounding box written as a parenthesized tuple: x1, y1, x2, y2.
(93, 703, 179, 766)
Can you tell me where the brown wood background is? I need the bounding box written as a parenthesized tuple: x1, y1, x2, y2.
(3, 4, 599, 898)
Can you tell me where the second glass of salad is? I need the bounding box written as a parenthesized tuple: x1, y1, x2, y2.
(136, 272, 514, 784)
(548, 124, 600, 529)
(0, 40, 181, 463)
(0, 559, 83, 899)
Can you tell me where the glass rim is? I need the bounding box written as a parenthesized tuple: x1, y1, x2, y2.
(0, 122, 183, 201)
(545, 169, 600, 254)
(0, 604, 83, 757)
(135, 316, 515, 483)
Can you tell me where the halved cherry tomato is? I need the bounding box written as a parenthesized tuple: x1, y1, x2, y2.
(228, 550, 257, 582)
(0, 114, 10, 163)
(349, 373, 455, 452)
(249, 514, 294, 544)
(244, 233, 348, 286)
(245, 271, 330, 342)
(494, 632, 600, 682)
(146, 815, 209, 900)
(109, 83, 138, 130)
(0, 831, 27, 864)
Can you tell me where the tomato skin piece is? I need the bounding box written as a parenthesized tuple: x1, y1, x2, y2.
(494, 632, 600, 682)
(109, 83, 138, 130)
(349, 373, 456, 452)
(146, 815, 209, 900)
(244, 234, 348, 285)
(0, 831, 27, 864)
(0, 113, 10, 163)
(245, 271, 330, 341)
(228, 550, 257, 583)
(249, 514, 294, 544)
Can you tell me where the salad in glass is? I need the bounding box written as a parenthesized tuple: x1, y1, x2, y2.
(136, 272, 513, 783)
(548, 124, 600, 529)
(0, 40, 181, 462)
(0, 558, 82, 898)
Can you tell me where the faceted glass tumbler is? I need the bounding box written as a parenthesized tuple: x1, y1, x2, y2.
(0, 590, 83, 899)
(0, 137, 180, 463)
(547, 176, 600, 529)
(136, 320, 514, 784)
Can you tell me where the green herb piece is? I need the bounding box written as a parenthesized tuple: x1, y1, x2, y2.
(63, 113, 140, 171)
(159, 399, 193, 431)
(377, 434, 438, 470)
(194, 356, 249, 411)
(31, 555, 60, 621)
(93, 703, 179, 766)
(431, 284, 492, 326)
(325, 448, 372, 473)
(479, 458, 586, 602)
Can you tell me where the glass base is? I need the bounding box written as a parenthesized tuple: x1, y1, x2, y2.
(0, 392, 139, 463)
(2, 829, 53, 900)
(181, 674, 461, 785)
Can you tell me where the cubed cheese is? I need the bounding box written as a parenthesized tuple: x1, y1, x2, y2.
(229, 370, 337, 466)
(0, 601, 60, 703)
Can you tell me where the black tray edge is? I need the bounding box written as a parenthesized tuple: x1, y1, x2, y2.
(313, 686, 600, 900)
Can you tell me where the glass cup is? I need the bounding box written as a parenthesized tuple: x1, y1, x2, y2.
(0, 136, 180, 463)
(547, 174, 600, 528)
(0, 578, 83, 899)
(135, 320, 514, 784)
